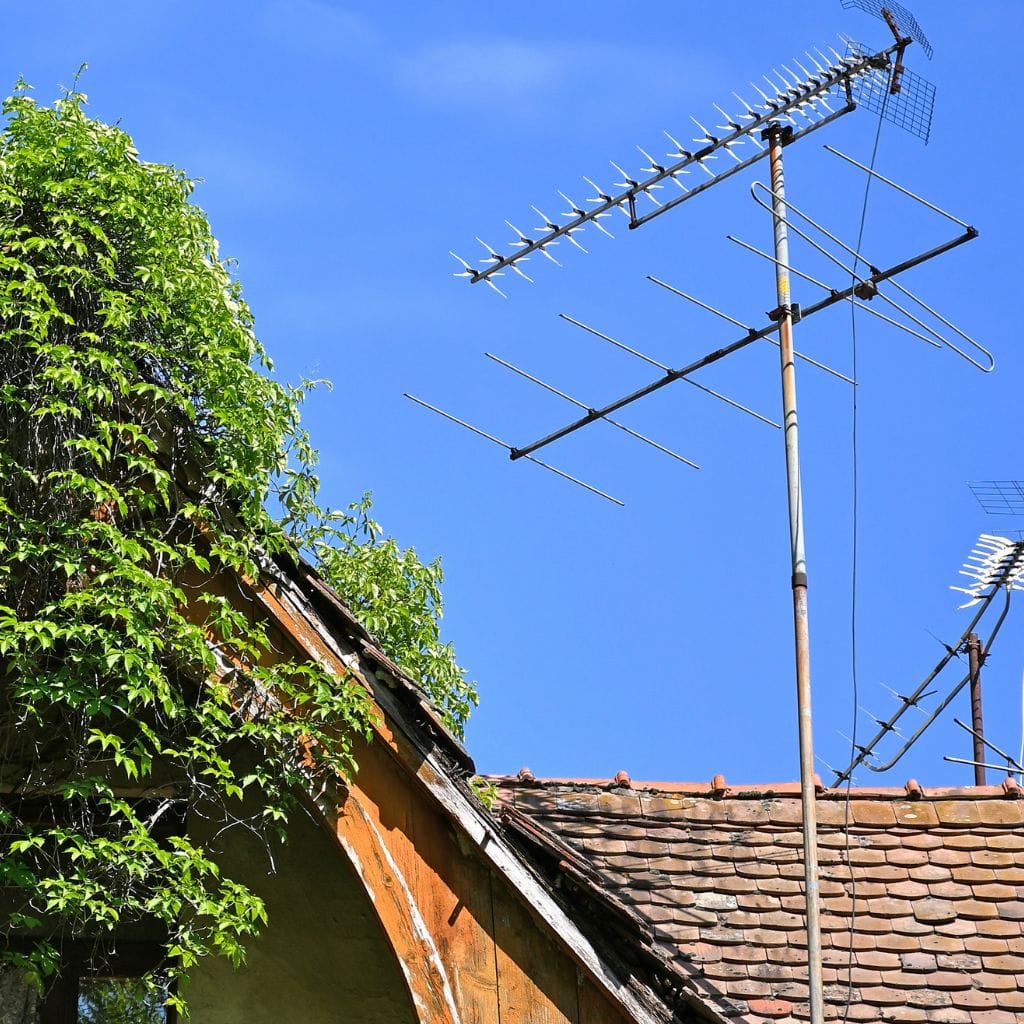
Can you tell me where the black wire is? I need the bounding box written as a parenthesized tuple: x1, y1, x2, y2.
(841, 89, 888, 1024)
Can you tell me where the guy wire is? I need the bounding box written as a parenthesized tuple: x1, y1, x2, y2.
(841, 85, 888, 1024)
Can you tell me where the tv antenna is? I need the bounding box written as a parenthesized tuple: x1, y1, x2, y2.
(946, 486, 1024, 784)
(831, 534, 1024, 787)
(408, 7, 990, 1024)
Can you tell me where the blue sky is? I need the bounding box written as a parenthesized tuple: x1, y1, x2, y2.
(7, 2, 1022, 787)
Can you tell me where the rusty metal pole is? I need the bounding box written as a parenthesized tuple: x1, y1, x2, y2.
(765, 122, 825, 1024)
(968, 633, 986, 786)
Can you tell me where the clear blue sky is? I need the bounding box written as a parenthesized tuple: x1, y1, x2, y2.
(7, 2, 1022, 787)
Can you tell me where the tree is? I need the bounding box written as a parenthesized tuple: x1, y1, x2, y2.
(310, 494, 477, 732)
(0, 78, 474, 1013)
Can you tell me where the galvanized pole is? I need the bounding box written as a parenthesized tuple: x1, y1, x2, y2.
(967, 633, 986, 786)
(765, 122, 825, 1024)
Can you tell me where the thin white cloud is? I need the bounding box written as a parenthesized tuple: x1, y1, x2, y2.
(397, 38, 570, 105)
(395, 37, 715, 111)
(254, 0, 380, 59)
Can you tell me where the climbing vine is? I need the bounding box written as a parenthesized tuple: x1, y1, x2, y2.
(0, 79, 474, 1014)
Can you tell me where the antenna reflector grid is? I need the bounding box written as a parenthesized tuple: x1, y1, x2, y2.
(969, 481, 1024, 517)
(839, 0, 934, 58)
(845, 40, 935, 142)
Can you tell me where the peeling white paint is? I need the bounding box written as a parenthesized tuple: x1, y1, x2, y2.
(335, 833, 377, 905)
(352, 799, 463, 1024)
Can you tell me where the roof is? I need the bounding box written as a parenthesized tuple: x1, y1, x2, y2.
(492, 773, 1024, 1024)
(254, 553, 702, 1024)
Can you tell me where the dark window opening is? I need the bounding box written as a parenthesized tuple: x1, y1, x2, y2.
(77, 975, 170, 1024)
(2, 943, 176, 1024)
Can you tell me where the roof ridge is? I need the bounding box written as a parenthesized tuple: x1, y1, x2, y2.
(487, 773, 1024, 801)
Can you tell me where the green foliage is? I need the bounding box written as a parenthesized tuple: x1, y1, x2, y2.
(313, 495, 477, 735)
(468, 776, 499, 811)
(0, 79, 472, 1013)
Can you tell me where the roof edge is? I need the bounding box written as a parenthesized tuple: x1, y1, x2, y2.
(487, 773, 1023, 801)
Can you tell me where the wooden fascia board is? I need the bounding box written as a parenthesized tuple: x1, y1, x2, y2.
(240, 566, 724, 1024)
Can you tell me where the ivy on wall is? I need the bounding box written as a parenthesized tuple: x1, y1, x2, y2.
(0, 78, 474, 1013)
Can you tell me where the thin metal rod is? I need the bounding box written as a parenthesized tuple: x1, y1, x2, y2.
(766, 124, 824, 1024)
(823, 145, 972, 228)
(558, 313, 779, 428)
(484, 353, 699, 469)
(967, 634, 986, 785)
(953, 717, 1023, 772)
(649, 269, 856, 384)
(403, 394, 624, 506)
(522, 454, 625, 506)
(646, 275, 753, 330)
(560, 313, 668, 370)
(750, 182, 948, 351)
(749, 182, 991, 369)
(404, 394, 510, 449)
(514, 229, 969, 463)
(885, 278, 994, 371)
(727, 234, 944, 351)
(944, 756, 1020, 773)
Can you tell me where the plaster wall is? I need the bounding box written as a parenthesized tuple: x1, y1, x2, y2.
(186, 801, 417, 1024)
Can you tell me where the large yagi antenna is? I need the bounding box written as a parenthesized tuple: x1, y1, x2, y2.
(450, 32, 936, 295)
(450, 42, 890, 292)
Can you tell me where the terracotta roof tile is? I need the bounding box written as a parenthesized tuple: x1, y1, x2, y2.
(964, 936, 1010, 954)
(877, 932, 926, 952)
(907, 989, 954, 1009)
(747, 997, 794, 1018)
(949, 988, 998, 1009)
(923, 1010, 970, 1024)
(494, 778, 1024, 1022)
(894, 802, 940, 827)
(919, 934, 967, 953)
(993, 900, 1024, 920)
(913, 863, 953, 881)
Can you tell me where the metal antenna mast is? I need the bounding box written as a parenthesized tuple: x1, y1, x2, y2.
(762, 121, 823, 1020)
(409, 8, 985, 1024)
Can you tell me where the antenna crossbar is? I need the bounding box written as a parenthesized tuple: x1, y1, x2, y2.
(726, 234, 941, 351)
(510, 229, 975, 461)
(748, 182, 991, 369)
